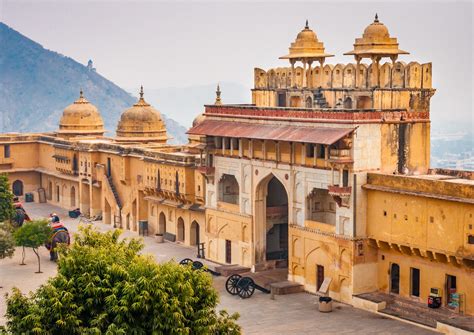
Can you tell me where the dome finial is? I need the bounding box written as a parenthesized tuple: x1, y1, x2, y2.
(79, 88, 83, 98)
(139, 85, 144, 99)
(215, 83, 222, 105)
(305, 19, 309, 29)
(374, 13, 379, 23)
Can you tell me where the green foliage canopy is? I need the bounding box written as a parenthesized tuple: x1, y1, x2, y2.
(0, 227, 15, 259)
(13, 220, 52, 249)
(6, 225, 240, 334)
(0, 174, 15, 223)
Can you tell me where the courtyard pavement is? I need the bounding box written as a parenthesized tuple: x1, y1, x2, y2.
(0, 203, 438, 334)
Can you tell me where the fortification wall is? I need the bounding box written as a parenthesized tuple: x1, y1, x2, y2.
(254, 61, 432, 90)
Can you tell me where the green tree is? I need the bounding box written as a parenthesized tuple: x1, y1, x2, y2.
(6, 226, 240, 334)
(13, 220, 52, 273)
(0, 174, 15, 223)
(0, 226, 16, 288)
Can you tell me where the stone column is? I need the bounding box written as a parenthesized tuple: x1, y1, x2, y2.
(290, 60, 296, 88)
(355, 56, 361, 88)
(371, 56, 381, 88)
(307, 60, 313, 88)
(302, 59, 307, 88)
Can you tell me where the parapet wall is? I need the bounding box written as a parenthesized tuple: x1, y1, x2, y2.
(255, 61, 432, 90)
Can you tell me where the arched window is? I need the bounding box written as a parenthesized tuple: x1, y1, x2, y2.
(158, 212, 166, 234)
(190, 221, 200, 246)
(48, 181, 53, 200)
(177, 217, 185, 242)
(305, 96, 313, 108)
(343, 97, 352, 109)
(12, 180, 23, 196)
(175, 171, 180, 195)
(218, 174, 239, 205)
(70, 186, 76, 207)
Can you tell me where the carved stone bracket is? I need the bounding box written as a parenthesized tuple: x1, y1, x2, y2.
(328, 185, 352, 207)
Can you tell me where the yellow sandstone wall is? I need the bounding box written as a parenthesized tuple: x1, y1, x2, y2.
(205, 208, 253, 266)
(376, 248, 474, 315)
(288, 225, 354, 303)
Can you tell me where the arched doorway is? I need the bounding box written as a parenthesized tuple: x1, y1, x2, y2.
(62, 185, 67, 205)
(390, 263, 400, 294)
(56, 185, 60, 202)
(158, 212, 166, 234)
(255, 174, 289, 267)
(177, 217, 185, 242)
(104, 199, 111, 225)
(48, 181, 53, 200)
(12, 180, 23, 196)
(190, 221, 200, 246)
(70, 186, 76, 207)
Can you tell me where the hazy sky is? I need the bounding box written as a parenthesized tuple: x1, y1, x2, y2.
(1, 0, 473, 132)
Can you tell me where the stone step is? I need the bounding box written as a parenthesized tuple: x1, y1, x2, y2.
(380, 306, 437, 328)
(215, 265, 251, 277)
(391, 298, 457, 319)
(269, 280, 304, 295)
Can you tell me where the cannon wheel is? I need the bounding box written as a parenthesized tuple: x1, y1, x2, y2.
(237, 277, 255, 299)
(225, 274, 242, 296)
(192, 261, 204, 270)
(179, 258, 193, 266)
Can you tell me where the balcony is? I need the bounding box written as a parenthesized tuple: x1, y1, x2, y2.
(197, 166, 215, 177)
(328, 185, 352, 207)
(329, 149, 352, 163)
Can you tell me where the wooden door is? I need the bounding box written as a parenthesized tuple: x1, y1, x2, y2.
(390, 263, 400, 294)
(225, 240, 232, 264)
(317, 265, 324, 291)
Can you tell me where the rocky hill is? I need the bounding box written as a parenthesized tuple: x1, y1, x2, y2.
(0, 22, 187, 143)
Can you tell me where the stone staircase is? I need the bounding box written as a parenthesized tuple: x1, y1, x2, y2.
(313, 88, 329, 108)
(105, 175, 122, 209)
(356, 292, 474, 332)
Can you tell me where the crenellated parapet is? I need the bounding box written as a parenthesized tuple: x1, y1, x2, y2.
(254, 61, 432, 90)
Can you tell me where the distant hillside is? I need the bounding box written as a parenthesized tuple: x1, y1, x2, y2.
(0, 22, 187, 143)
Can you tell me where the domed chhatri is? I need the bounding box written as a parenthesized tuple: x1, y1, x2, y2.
(344, 14, 409, 60)
(280, 20, 334, 60)
(115, 86, 168, 143)
(279, 20, 333, 88)
(58, 90, 105, 138)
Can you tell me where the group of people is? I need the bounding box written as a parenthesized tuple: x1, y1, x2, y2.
(11, 197, 71, 261)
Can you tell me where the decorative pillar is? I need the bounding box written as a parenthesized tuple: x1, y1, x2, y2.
(371, 56, 381, 88)
(262, 140, 266, 160)
(307, 60, 313, 88)
(302, 59, 307, 88)
(290, 59, 296, 88)
(238, 139, 243, 158)
(355, 56, 361, 88)
(290, 142, 294, 164)
(276, 141, 280, 162)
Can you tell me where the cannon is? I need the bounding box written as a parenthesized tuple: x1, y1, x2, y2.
(179, 258, 221, 276)
(225, 274, 271, 299)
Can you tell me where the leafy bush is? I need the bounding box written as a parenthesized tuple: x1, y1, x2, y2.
(13, 220, 52, 273)
(6, 225, 240, 334)
(0, 174, 15, 223)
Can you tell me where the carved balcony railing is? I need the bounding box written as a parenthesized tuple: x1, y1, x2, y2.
(329, 149, 352, 163)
